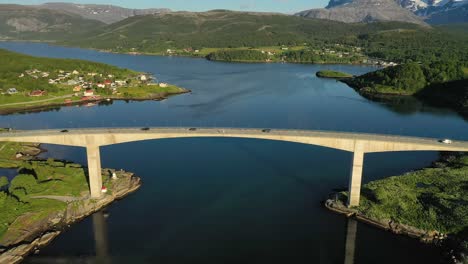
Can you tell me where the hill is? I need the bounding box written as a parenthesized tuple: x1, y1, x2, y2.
(60, 10, 468, 66)
(62, 11, 422, 51)
(0, 4, 105, 41)
(38, 2, 171, 24)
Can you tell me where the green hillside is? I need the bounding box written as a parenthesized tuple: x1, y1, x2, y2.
(0, 4, 105, 41)
(0, 48, 135, 93)
(61, 11, 468, 65)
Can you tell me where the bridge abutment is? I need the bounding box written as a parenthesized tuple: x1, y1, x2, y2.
(86, 145, 103, 199)
(348, 149, 365, 207)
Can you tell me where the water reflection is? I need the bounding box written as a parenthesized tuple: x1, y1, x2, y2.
(344, 219, 357, 264)
(92, 211, 111, 264)
(27, 210, 110, 264)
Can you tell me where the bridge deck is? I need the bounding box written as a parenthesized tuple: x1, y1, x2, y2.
(0, 127, 467, 153)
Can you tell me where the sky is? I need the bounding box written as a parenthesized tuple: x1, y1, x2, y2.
(0, 0, 329, 13)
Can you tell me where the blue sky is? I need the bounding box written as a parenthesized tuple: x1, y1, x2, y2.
(0, 0, 328, 13)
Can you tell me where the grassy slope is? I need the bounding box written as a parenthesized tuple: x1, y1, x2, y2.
(63, 11, 423, 52)
(358, 154, 468, 234)
(0, 140, 105, 239)
(0, 49, 187, 110)
(0, 48, 135, 91)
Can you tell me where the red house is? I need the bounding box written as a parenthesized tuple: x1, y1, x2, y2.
(29, 90, 46, 97)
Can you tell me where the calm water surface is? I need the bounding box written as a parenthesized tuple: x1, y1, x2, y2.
(0, 42, 467, 263)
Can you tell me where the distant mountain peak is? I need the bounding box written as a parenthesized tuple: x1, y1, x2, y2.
(296, 0, 427, 26)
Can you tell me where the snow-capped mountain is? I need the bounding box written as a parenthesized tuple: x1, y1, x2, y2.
(397, 0, 468, 23)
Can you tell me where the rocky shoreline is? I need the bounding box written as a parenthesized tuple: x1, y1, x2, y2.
(324, 198, 444, 243)
(0, 163, 141, 263)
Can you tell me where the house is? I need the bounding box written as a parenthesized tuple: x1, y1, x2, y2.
(159, 83, 169, 88)
(97, 83, 106, 88)
(104, 80, 112, 86)
(73, 86, 82, 92)
(7, 88, 18, 94)
(48, 79, 56, 84)
(115, 80, 126, 86)
(72, 70, 79, 75)
(139, 75, 148, 82)
(67, 80, 79, 86)
(84, 89, 94, 96)
(29, 90, 46, 97)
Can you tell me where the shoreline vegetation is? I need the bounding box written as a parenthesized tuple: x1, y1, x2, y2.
(325, 152, 468, 263)
(0, 138, 141, 263)
(0, 48, 190, 115)
(317, 64, 468, 118)
(316, 70, 354, 79)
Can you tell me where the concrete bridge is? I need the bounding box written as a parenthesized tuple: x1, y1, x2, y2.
(1, 127, 468, 207)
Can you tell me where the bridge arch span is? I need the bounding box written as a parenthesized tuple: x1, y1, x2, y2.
(1, 127, 467, 206)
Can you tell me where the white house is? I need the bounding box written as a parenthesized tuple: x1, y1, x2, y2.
(7, 88, 18, 94)
(84, 89, 94, 96)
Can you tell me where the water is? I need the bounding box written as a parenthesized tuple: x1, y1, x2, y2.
(0, 42, 466, 263)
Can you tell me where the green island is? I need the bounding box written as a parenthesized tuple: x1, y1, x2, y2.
(316, 70, 354, 79)
(325, 152, 468, 262)
(325, 62, 468, 117)
(0, 137, 141, 263)
(0, 49, 188, 114)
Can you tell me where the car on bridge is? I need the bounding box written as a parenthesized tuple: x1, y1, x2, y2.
(440, 139, 453, 144)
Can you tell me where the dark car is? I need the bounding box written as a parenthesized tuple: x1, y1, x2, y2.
(60, 129, 69, 133)
(262, 129, 271, 133)
(189, 128, 197, 131)
(141, 127, 150, 131)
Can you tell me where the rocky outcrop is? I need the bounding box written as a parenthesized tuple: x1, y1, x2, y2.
(296, 0, 427, 26)
(0, 170, 141, 264)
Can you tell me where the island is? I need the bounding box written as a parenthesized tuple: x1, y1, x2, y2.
(0, 49, 189, 114)
(327, 62, 468, 118)
(0, 135, 141, 263)
(316, 70, 353, 79)
(325, 152, 468, 263)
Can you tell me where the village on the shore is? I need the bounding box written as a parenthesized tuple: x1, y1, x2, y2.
(3, 68, 170, 102)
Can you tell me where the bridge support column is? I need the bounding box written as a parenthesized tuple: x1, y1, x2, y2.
(348, 150, 365, 207)
(86, 145, 103, 199)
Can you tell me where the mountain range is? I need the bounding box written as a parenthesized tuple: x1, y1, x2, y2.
(296, 0, 468, 24)
(0, 4, 104, 40)
(37, 2, 171, 24)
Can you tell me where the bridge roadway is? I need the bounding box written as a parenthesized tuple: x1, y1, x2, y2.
(1, 127, 468, 207)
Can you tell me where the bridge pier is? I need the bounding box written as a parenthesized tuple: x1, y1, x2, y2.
(86, 145, 103, 199)
(348, 150, 365, 207)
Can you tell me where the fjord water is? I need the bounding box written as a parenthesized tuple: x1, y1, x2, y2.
(1, 42, 467, 263)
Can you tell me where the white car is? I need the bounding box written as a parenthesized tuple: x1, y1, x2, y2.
(440, 139, 453, 144)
